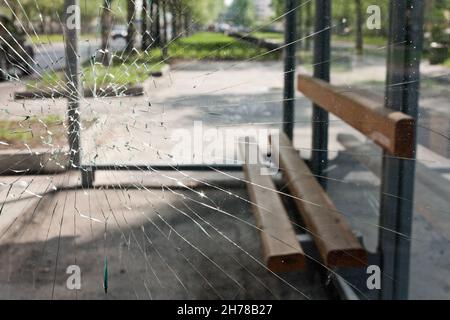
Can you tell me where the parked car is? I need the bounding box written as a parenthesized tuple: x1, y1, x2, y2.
(0, 14, 34, 80)
(111, 25, 128, 40)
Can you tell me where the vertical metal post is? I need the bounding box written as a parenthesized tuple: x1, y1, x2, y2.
(311, 0, 331, 188)
(379, 0, 424, 300)
(65, 0, 82, 168)
(355, 0, 363, 55)
(282, 0, 298, 141)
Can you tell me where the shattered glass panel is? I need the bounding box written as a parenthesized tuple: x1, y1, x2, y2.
(0, 0, 448, 301)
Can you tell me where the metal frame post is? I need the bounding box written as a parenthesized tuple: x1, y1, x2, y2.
(282, 0, 298, 141)
(379, 0, 424, 300)
(311, 0, 331, 188)
(65, 0, 82, 168)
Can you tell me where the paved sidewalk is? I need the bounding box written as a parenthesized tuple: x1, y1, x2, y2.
(0, 60, 449, 299)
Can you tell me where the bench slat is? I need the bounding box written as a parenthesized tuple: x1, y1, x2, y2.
(240, 139, 305, 272)
(297, 74, 415, 158)
(273, 133, 367, 268)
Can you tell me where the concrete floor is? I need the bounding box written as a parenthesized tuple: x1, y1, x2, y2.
(0, 171, 327, 300)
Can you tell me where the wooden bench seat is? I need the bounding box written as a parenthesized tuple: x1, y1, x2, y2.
(271, 132, 367, 268)
(239, 138, 306, 272)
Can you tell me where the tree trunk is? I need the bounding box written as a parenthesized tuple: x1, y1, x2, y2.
(162, 0, 168, 44)
(126, 0, 136, 53)
(142, 0, 149, 50)
(305, 0, 312, 50)
(100, 0, 113, 66)
(152, 0, 161, 47)
(355, 0, 363, 55)
(149, 0, 155, 39)
(297, 4, 303, 51)
(171, 0, 178, 40)
(162, 0, 169, 58)
(184, 11, 190, 36)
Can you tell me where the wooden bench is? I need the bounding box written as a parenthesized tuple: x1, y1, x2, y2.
(271, 132, 367, 268)
(298, 74, 415, 158)
(239, 138, 306, 272)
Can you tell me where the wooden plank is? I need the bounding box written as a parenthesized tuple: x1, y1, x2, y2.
(239, 138, 305, 272)
(297, 74, 415, 158)
(272, 132, 367, 267)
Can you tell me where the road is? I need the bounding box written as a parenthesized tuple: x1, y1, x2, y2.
(33, 38, 127, 74)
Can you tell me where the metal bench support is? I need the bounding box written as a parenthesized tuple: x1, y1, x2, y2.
(379, 0, 424, 300)
(283, 0, 298, 140)
(311, 0, 331, 188)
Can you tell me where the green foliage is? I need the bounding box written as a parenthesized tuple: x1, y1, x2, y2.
(169, 32, 280, 60)
(181, 0, 225, 25)
(428, 0, 450, 43)
(0, 0, 225, 33)
(0, 115, 63, 147)
(270, 0, 283, 17)
(27, 50, 165, 90)
(253, 32, 283, 41)
(0, 0, 104, 24)
(29, 33, 96, 44)
(225, 0, 255, 27)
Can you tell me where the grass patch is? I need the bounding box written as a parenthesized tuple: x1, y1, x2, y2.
(27, 32, 278, 91)
(253, 32, 283, 41)
(30, 33, 97, 44)
(82, 51, 164, 90)
(27, 50, 165, 91)
(168, 32, 280, 60)
(0, 115, 97, 149)
(0, 115, 64, 149)
(444, 52, 450, 68)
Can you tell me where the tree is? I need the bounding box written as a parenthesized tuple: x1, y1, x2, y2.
(100, 0, 114, 66)
(125, 0, 136, 52)
(226, 0, 255, 27)
(297, 2, 303, 51)
(153, 0, 161, 46)
(162, 0, 168, 57)
(270, 0, 283, 17)
(142, 0, 150, 50)
(170, 0, 179, 39)
(427, 0, 450, 43)
(304, 0, 313, 50)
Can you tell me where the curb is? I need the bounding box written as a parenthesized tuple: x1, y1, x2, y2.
(228, 32, 281, 51)
(0, 149, 69, 175)
(14, 86, 144, 100)
(150, 64, 171, 78)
